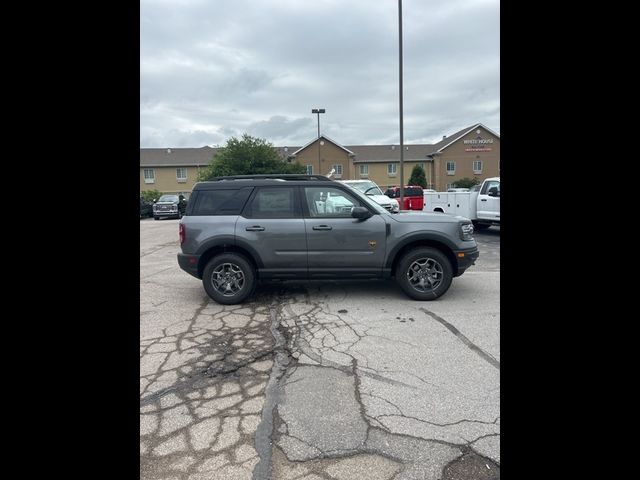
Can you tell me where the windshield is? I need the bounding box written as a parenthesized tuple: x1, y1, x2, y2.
(346, 187, 388, 215)
(345, 181, 383, 195)
(158, 195, 179, 202)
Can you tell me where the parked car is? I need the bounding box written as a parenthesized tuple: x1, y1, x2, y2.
(140, 197, 153, 218)
(339, 180, 399, 213)
(177, 174, 478, 304)
(383, 186, 424, 210)
(153, 194, 188, 220)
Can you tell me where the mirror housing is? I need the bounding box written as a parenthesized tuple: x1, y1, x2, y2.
(351, 206, 372, 220)
(487, 187, 499, 197)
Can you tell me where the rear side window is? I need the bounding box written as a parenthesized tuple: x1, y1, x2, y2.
(405, 187, 423, 196)
(191, 187, 253, 215)
(243, 187, 299, 218)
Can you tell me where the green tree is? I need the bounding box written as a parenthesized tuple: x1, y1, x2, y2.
(141, 189, 162, 203)
(453, 177, 480, 189)
(408, 164, 427, 188)
(197, 134, 306, 181)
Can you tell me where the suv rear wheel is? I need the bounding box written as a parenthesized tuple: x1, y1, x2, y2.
(396, 247, 452, 300)
(202, 253, 256, 305)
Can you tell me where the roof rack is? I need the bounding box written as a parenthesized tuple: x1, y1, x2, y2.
(209, 174, 333, 182)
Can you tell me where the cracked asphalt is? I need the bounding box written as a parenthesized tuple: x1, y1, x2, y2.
(141, 218, 500, 480)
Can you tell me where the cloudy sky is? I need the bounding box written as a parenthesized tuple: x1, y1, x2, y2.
(140, 0, 499, 148)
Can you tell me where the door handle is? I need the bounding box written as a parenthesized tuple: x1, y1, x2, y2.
(245, 226, 265, 231)
(480, 199, 487, 202)
(313, 225, 333, 231)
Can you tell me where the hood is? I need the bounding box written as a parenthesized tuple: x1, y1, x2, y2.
(391, 211, 470, 224)
(369, 194, 395, 205)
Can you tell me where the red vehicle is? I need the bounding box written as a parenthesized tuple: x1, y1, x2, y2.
(384, 185, 424, 210)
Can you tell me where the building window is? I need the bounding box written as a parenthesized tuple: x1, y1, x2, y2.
(388, 164, 397, 176)
(446, 161, 455, 175)
(446, 183, 454, 190)
(359, 164, 369, 176)
(176, 167, 187, 183)
(473, 161, 482, 174)
(332, 164, 343, 178)
(144, 168, 155, 184)
(306, 165, 313, 175)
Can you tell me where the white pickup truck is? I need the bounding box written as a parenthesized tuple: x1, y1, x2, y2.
(423, 177, 500, 230)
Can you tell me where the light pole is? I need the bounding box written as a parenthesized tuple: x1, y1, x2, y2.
(312, 108, 325, 174)
(398, 0, 405, 209)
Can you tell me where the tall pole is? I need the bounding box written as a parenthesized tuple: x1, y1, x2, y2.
(398, 0, 405, 209)
(312, 108, 325, 175)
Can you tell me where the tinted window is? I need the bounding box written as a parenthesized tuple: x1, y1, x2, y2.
(244, 187, 297, 218)
(192, 188, 253, 216)
(158, 195, 179, 202)
(405, 187, 423, 196)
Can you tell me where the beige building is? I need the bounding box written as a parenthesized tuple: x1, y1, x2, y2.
(140, 147, 215, 198)
(140, 123, 499, 195)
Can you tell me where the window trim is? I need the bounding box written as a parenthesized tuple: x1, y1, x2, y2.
(306, 165, 313, 175)
(446, 161, 456, 175)
(359, 164, 369, 176)
(473, 160, 482, 174)
(143, 168, 155, 184)
(387, 163, 397, 176)
(176, 167, 187, 183)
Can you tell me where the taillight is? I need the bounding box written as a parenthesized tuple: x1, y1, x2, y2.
(179, 223, 185, 245)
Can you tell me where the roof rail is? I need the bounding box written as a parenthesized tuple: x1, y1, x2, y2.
(209, 174, 333, 182)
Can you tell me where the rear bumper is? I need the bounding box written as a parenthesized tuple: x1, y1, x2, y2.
(454, 246, 480, 276)
(177, 253, 201, 278)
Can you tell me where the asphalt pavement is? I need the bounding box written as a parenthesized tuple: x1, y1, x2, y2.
(140, 218, 500, 480)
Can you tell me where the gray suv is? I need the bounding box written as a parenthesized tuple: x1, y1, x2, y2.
(177, 175, 478, 304)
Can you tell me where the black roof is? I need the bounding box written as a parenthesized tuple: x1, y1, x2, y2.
(192, 174, 337, 190)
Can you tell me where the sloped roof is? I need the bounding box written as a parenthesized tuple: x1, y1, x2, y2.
(292, 135, 355, 156)
(139, 124, 499, 166)
(431, 123, 500, 153)
(140, 146, 217, 167)
(349, 144, 436, 163)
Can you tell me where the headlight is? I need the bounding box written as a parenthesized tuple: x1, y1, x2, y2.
(460, 222, 474, 240)
(391, 200, 400, 212)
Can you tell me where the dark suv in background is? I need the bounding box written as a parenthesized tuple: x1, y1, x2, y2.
(177, 175, 478, 304)
(153, 194, 187, 220)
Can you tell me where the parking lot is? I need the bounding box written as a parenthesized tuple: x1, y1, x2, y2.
(140, 217, 500, 480)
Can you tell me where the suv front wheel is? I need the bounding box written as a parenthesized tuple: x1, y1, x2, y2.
(396, 247, 453, 300)
(202, 253, 256, 305)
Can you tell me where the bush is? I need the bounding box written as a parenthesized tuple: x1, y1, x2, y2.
(141, 189, 162, 203)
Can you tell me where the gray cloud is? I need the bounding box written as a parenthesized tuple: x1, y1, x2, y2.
(141, 0, 499, 147)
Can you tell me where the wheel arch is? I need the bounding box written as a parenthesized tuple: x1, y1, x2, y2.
(388, 237, 458, 278)
(196, 241, 262, 279)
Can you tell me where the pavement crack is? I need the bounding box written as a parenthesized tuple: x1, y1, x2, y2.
(252, 297, 293, 480)
(420, 307, 500, 370)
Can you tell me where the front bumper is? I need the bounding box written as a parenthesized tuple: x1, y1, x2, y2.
(154, 209, 179, 217)
(177, 253, 201, 278)
(454, 246, 480, 276)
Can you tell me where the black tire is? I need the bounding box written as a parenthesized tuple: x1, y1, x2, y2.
(472, 221, 490, 231)
(154, 216, 159, 220)
(395, 247, 453, 300)
(178, 210, 183, 219)
(202, 253, 256, 305)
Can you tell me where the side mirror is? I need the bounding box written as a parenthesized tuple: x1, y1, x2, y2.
(351, 206, 372, 220)
(487, 187, 499, 197)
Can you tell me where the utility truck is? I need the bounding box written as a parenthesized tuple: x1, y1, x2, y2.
(423, 177, 500, 230)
